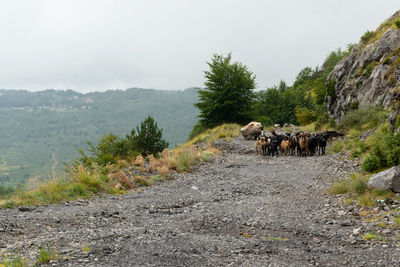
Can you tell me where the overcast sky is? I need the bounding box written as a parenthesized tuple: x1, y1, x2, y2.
(0, 0, 399, 93)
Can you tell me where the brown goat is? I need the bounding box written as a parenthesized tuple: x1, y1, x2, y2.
(255, 136, 264, 156)
(299, 133, 309, 157)
(288, 136, 297, 156)
(261, 137, 270, 156)
(280, 140, 290, 156)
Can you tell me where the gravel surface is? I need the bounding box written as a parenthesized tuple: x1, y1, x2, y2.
(1, 138, 400, 266)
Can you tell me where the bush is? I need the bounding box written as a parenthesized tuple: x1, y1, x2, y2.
(362, 154, 381, 172)
(361, 30, 375, 43)
(363, 61, 377, 78)
(127, 116, 169, 157)
(361, 123, 400, 172)
(395, 19, 400, 29)
(326, 80, 336, 98)
(314, 113, 330, 130)
(336, 107, 388, 132)
(254, 115, 273, 128)
(350, 101, 359, 110)
(77, 116, 168, 167)
(295, 106, 317, 125)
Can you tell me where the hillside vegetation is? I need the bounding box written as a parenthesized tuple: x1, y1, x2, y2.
(0, 124, 240, 207)
(0, 88, 198, 190)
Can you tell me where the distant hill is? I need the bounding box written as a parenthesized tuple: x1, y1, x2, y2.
(0, 88, 199, 188)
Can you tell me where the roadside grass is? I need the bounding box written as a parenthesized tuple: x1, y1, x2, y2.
(36, 247, 58, 264)
(187, 123, 241, 145)
(82, 245, 92, 253)
(362, 232, 382, 240)
(0, 125, 225, 209)
(328, 173, 399, 207)
(329, 121, 400, 173)
(0, 250, 28, 267)
(264, 236, 289, 241)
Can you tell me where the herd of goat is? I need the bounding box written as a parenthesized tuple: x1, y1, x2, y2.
(254, 130, 344, 157)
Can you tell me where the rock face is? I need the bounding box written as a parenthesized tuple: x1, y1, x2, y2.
(240, 121, 263, 140)
(325, 10, 400, 124)
(368, 166, 400, 192)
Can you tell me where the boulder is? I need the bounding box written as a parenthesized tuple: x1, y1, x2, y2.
(240, 122, 263, 140)
(373, 29, 400, 61)
(368, 166, 400, 193)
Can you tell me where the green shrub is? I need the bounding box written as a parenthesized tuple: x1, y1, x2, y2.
(0, 253, 28, 267)
(349, 178, 368, 195)
(363, 61, 377, 78)
(356, 80, 363, 88)
(395, 113, 400, 130)
(254, 115, 273, 128)
(362, 155, 381, 172)
(395, 19, 400, 29)
(77, 116, 168, 167)
(314, 113, 330, 130)
(127, 116, 169, 157)
(295, 106, 317, 125)
(383, 56, 391, 65)
(330, 141, 343, 153)
(361, 30, 375, 43)
(361, 124, 400, 172)
(350, 101, 359, 110)
(36, 247, 58, 264)
(326, 80, 336, 98)
(336, 106, 388, 132)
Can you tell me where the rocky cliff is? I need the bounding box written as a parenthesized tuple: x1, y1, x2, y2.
(325, 10, 400, 130)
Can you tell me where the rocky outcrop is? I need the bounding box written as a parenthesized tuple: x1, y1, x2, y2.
(240, 121, 263, 140)
(368, 166, 400, 192)
(325, 10, 400, 124)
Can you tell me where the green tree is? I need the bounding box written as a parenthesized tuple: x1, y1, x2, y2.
(195, 53, 256, 128)
(128, 115, 169, 157)
(76, 116, 168, 167)
(78, 133, 129, 167)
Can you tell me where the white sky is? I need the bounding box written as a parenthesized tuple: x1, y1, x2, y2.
(0, 0, 399, 92)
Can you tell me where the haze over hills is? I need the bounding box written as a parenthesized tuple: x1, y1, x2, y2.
(0, 87, 199, 188)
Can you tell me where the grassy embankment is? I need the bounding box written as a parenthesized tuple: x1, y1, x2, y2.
(326, 107, 400, 207)
(0, 124, 241, 208)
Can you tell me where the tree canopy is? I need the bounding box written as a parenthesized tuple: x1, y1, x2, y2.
(194, 53, 256, 128)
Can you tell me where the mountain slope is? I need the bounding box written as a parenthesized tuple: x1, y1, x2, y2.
(325, 10, 400, 127)
(0, 88, 199, 188)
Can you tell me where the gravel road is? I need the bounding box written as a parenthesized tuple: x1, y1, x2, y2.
(1, 138, 399, 266)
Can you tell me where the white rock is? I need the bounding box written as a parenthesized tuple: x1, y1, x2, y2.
(191, 185, 199, 190)
(368, 166, 400, 192)
(353, 228, 361, 235)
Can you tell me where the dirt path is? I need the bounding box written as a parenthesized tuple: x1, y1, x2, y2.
(1, 138, 399, 266)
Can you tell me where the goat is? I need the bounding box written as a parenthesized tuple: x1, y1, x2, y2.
(268, 135, 279, 157)
(308, 134, 318, 156)
(299, 133, 309, 157)
(288, 135, 297, 156)
(280, 140, 290, 156)
(254, 136, 263, 157)
(317, 133, 327, 155)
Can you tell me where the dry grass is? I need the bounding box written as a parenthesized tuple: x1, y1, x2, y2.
(134, 155, 145, 167)
(1, 124, 226, 208)
(108, 171, 135, 189)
